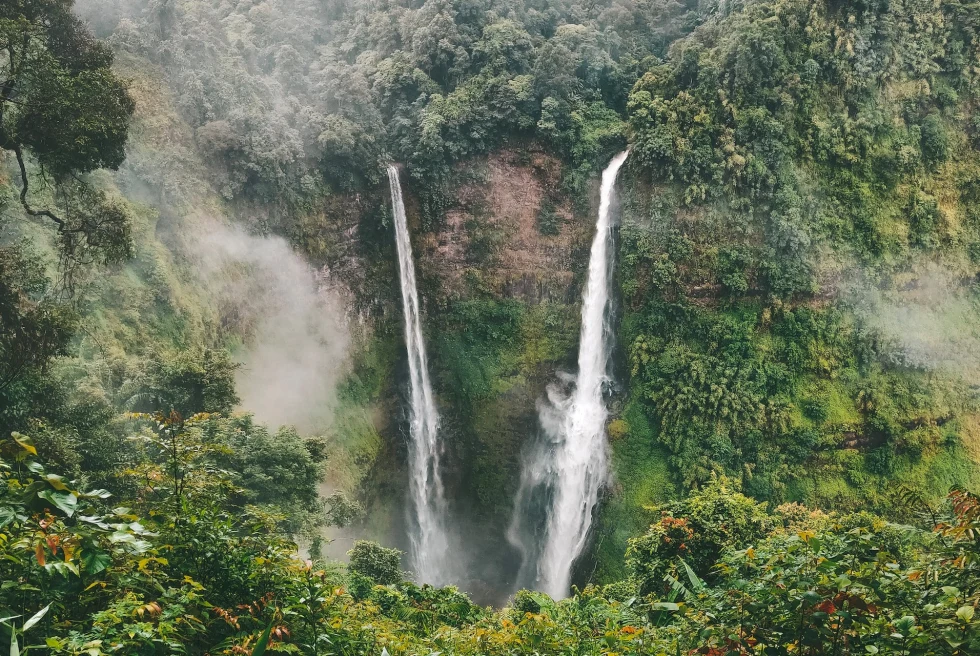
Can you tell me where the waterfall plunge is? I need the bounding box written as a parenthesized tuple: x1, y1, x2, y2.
(508, 151, 630, 599)
(387, 165, 451, 585)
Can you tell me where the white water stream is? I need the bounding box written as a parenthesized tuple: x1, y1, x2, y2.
(387, 164, 451, 585)
(508, 151, 630, 598)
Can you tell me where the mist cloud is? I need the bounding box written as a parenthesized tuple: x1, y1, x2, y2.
(184, 218, 350, 433)
(841, 260, 980, 381)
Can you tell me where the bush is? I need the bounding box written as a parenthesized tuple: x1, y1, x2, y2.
(347, 540, 403, 585)
(920, 114, 951, 167)
(537, 200, 562, 236)
(626, 476, 773, 594)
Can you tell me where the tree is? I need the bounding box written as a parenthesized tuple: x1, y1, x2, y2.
(125, 348, 240, 417)
(0, 246, 75, 410)
(0, 0, 135, 269)
(347, 540, 402, 585)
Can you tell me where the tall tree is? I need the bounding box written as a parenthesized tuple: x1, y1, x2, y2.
(0, 0, 135, 271)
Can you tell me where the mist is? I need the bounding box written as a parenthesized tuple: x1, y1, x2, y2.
(842, 260, 980, 381)
(182, 218, 349, 433)
(65, 1, 359, 433)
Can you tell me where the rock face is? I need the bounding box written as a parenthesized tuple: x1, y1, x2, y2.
(419, 149, 589, 304)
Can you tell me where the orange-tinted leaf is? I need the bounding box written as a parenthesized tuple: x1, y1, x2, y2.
(815, 600, 837, 614)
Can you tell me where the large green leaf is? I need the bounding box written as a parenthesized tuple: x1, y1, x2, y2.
(0, 507, 16, 529)
(36, 490, 77, 517)
(80, 548, 112, 575)
(251, 620, 274, 656)
(679, 557, 705, 594)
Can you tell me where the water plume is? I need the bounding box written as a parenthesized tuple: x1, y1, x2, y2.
(508, 151, 629, 599)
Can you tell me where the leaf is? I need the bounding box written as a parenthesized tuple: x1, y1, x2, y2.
(956, 605, 974, 622)
(78, 515, 111, 530)
(11, 433, 36, 456)
(652, 602, 680, 611)
(80, 549, 111, 575)
(43, 475, 69, 491)
(22, 605, 50, 632)
(36, 490, 77, 517)
(679, 557, 705, 593)
(10, 623, 19, 656)
(251, 620, 274, 656)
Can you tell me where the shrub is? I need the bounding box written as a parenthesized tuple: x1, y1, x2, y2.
(920, 114, 951, 167)
(347, 540, 403, 585)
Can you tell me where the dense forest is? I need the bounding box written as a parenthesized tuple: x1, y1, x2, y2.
(2, 0, 980, 653)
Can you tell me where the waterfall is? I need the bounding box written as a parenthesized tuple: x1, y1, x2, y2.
(508, 151, 630, 599)
(387, 164, 451, 585)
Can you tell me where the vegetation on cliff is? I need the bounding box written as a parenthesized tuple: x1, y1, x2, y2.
(615, 0, 980, 529)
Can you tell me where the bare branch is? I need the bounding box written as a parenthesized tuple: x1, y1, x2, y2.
(13, 144, 67, 228)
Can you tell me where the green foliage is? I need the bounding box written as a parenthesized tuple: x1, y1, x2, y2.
(536, 199, 562, 236)
(201, 415, 327, 532)
(3, 432, 980, 656)
(79, 0, 695, 211)
(617, 0, 980, 514)
(0, 0, 132, 175)
(435, 298, 525, 404)
(626, 476, 772, 594)
(920, 113, 951, 168)
(2, 2, 980, 653)
(0, 247, 76, 433)
(0, 0, 135, 267)
(126, 349, 239, 417)
(347, 540, 402, 586)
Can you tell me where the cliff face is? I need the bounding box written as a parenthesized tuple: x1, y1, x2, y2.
(281, 146, 603, 598)
(418, 149, 587, 303)
(418, 150, 592, 483)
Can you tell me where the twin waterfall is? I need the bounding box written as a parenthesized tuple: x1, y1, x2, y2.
(386, 152, 629, 597)
(387, 164, 451, 585)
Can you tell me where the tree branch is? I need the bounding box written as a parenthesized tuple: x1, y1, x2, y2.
(13, 144, 67, 228)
